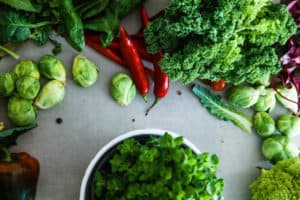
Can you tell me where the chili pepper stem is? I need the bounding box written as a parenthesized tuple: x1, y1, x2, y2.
(0, 147, 12, 162)
(143, 95, 148, 103)
(145, 98, 161, 115)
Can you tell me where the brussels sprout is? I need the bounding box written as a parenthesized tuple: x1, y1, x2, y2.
(35, 80, 65, 109)
(39, 55, 66, 84)
(13, 60, 40, 79)
(72, 54, 99, 87)
(16, 76, 40, 100)
(0, 73, 15, 96)
(0, 121, 4, 131)
(275, 84, 298, 114)
(253, 112, 275, 137)
(8, 97, 37, 126)
(228, 86, 259, 108)
(111, 73, 136, 106)
(277, 114, 300, 137)
(253, 88, 276, 112)
(262, 135, 299, 163)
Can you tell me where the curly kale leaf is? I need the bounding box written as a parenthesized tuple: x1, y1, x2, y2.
(145, 0, 297, 84)
(160, 36, 244, 83)
(239, 3, 297, 46)
(230, 44, 281, 84)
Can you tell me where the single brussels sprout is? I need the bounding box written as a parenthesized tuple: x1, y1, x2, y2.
(72, 54, 99, 87)
(277, 114, 300, 137)
(253, 88, 276, 112)
(228, 86, 259, 108)
(111, 73, 136, 106)
(16, 76, 40, 100)
(253, 112, 275, 137)
(39, 55, 66, 84)
(275, 84, 298, 114)
(0, 73, 15, 96)
(0, 121, 4, 131)
(13, 60, 40, 79)
(8, 97, 37, 126)
(262, 135, 299, 163)
(35, 80, 65, 109)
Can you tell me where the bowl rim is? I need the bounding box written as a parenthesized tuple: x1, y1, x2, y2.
(79, 128, 201, 200)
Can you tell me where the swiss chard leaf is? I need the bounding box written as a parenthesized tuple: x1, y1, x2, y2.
(192, 84, 253, 133)
(0, 0, 42, 12)
(0, 124, 37, 147)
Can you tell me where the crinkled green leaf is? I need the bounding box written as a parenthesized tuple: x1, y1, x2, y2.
(192, 84, 253, 133)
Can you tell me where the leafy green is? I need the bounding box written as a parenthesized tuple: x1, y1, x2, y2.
(60, 0, 84, 51)
(84, 0, 144, 47)
(93, 133, 224, 200)
(84, 11, 120, 47)
(0, 44, 20, 59)
(192, 84, 253, 133)
(250, 158, 300, 200)
(0, 9, 54, 45)
(144, 0, 297, 84)
(0, 0, 41, 12)
(76, 0, 109, 19)
(0, 10, 32, 43)
(0, 124, 37, 147)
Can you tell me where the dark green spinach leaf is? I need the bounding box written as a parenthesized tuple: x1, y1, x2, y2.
(60, 0, 84, 51)
(84, 11, 120, 47)
(0, 0, 41, 12)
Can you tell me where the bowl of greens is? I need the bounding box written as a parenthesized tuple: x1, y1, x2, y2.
(79, 129, 224, 200)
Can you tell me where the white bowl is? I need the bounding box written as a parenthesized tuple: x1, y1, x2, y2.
(79, 129, 201, 200)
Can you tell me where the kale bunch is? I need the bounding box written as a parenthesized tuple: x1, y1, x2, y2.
(145, 0, 297, 84)
(94, 133, 224, 200)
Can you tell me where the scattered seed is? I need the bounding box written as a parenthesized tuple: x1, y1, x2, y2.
(176, 90, 182, 95)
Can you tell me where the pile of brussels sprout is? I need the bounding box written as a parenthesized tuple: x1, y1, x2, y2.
(0, 54, 99, 127)
(228, 80, 300, 164)
(0, 56, 66, 126)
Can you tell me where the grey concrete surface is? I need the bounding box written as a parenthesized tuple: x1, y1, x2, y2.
(0, 1, 299, 200)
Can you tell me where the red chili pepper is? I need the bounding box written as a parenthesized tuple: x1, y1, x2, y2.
(140, 5, 150, 30)
(130, 33, 144, 40)
(119, 27, 150, 102)
(85, 33, 100, 43)
(108, 40, 120, 51)
(207, 79, 227, 91)
(85, 38, 154, 78)
(132, 39, 153, 62)
(85, 38, 126, 66)
(146, 52, 170, 115)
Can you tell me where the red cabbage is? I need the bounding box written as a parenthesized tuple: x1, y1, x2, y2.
(279, 0, 300, 113)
